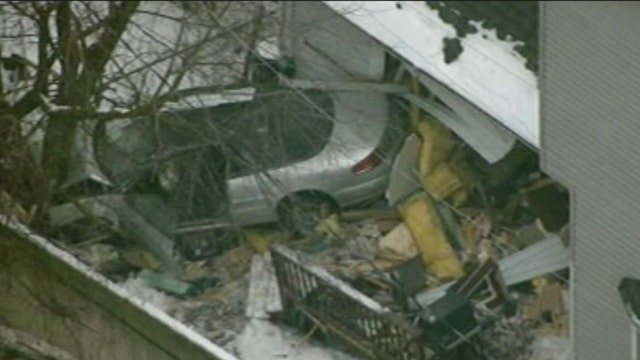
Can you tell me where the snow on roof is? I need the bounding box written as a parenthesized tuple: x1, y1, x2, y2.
(323, 1, 540, 148)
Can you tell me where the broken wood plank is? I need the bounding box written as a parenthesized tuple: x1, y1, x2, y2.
(279, 77, 408, 93)
(245, 252, 283, 319)
(339, 208, 401, 223)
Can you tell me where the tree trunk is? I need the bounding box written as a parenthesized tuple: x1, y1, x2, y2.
(35, 1, 141, 214)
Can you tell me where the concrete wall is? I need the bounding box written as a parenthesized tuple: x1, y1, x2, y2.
(540, 2, 640, 359)
(0, 218, 237, 360)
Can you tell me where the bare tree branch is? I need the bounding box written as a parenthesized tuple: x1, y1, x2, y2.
(1, 0, 277, 223)
(6, 1, 38, 21)
(10, 5, 55, 118)
(56, 1, 81, 102)
(79, 1, 140, 102)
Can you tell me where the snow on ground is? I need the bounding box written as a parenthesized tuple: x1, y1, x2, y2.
(323, 1, 540, 148)
(119, 276, 176, 312)
(529, 336, 571, 360)
(236, 319, 360, 360)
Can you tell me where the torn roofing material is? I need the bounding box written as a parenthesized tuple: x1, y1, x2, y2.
(498, 234, 569, 286)
(323, 1, 540, 148)
(415, 236, 569, 306)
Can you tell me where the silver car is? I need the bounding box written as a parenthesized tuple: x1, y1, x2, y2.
(93, 86, 408, 233)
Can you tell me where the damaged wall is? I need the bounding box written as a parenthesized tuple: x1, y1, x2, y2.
(540, 2, 640, 360)
(0, 219, 236, 360)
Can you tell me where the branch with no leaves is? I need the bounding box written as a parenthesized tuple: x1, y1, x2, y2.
(38, 78, 253, 123)
(78, 1, 140, 97)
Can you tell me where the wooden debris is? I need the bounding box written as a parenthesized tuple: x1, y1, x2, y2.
(463, 212, 492, 255)
(378, 223, 417, 260)
(122, 249, 161, 271)
(534, 279, 566, 320)
(245, 253, 282, 319)
(339, 208, 401, 222)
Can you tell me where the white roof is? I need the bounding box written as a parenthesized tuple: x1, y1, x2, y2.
(323, 1, 540, 148)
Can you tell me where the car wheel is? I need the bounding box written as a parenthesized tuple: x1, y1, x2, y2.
(279, 194, 335, 238)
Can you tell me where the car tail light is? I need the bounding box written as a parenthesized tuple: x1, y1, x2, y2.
(350, 117, 406, 175)
(351, 150, 384, 175)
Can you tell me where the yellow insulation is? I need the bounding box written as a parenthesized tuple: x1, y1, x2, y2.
(399, 193, 464, 280)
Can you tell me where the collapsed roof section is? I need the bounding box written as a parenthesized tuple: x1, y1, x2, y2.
(322, 1, 540, 149)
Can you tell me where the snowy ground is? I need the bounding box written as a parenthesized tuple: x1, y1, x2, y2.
(236, 320, 359, 360)
(119, 259, 361, 360)
(529, 336, 571, 360)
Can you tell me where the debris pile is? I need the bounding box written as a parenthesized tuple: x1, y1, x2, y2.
(43, 112, 570, 360)
(259, 114, 571, 359)
(51, 231, 254, 354)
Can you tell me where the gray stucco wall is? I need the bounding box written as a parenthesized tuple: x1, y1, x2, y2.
(0, 219, 236, 360)
(540, 2, 640, 359)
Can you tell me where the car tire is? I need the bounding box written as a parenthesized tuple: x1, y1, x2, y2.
(279, 194, 335, 238)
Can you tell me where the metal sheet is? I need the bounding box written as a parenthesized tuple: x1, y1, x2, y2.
(416, 236, 570, 306)
(499, 235, 569, 286)
(385, 134, 422, 206)
(404, 91, 516, 164)
(63, 119, 113, 188)
(49, 194, 180, 275)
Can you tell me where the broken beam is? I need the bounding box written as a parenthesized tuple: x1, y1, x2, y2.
(279, 76, 408, 93)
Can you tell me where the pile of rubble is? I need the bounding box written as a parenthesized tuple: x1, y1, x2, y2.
(41, 115, 570, 360)
(275, 209, 569, 359)
(260, 115, 571, 359)
(55, 233, 256, 354)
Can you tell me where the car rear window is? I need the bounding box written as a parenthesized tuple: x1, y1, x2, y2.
(124, 88, 335, 179)
(224, 89, 335, 176)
